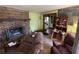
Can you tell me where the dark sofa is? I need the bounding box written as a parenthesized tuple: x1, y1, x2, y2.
(51, 32, 75, 54)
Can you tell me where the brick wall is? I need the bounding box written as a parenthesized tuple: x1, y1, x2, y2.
(0, 6, 29, 19)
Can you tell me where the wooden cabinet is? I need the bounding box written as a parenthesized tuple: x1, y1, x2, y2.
(55, 17, 67, 32)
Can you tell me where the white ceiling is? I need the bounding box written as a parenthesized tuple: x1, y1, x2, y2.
(3, 5, 74, 12)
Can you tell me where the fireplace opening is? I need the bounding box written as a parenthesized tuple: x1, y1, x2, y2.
(6, 27, 24, 42)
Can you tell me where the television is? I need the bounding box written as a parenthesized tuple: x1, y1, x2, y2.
(6, 27, 24, 41)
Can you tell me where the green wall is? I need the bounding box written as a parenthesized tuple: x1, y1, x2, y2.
(29, 10, 58, 32)
(29, 12, 43, 32)
(67, 16, 78, 33)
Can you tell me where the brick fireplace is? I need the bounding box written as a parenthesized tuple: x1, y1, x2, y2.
(0, 6, 30, 42)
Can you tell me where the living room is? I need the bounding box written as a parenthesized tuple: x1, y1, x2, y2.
(0, 5, 78, 54)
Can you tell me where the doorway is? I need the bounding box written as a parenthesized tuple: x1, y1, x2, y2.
(43, 13, 56, 34)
